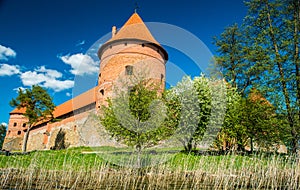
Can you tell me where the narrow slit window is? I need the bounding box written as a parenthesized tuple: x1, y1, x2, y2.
(13, 122, 17, 127)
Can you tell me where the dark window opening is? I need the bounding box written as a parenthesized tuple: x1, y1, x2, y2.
(141, 44, 145, 47)
(125, 42, 127, 46)
(23, 129, 27, 133)
(8, 130, 11, 135)
(100, 89, 104, 96)
(13, 122, 17, 127)
(99, 73, 101, 78)
(17, 131, 21, 135)
(22, 123, 26, 128)
(125, 65, 133, 75)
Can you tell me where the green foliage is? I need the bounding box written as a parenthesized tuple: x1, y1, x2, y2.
(101, 81, 172, 151)
(167, 75, 226, 152)
(9, 85, 56, 152)
(10, 85, 56, 125)
(214, 86, 246, 151)
(214, 0, 300, 153)
(0, 124, 7, 149)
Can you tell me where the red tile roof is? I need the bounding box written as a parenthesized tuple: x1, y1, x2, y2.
(98, 12, 168, 60)
(10, 87, 97, 118)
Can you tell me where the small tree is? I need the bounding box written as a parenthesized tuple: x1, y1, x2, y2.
(167, 75, 226, 152)
(10, 85, 55, 152)
(101, 80, 171, 165)
(239, 92, 280, 152)
(0, 124, 7, 149)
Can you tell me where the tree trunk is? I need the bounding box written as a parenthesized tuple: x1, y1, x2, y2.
(265, 1, 298, 153)
(293, 0, 300, 154)
(22, 130, 30, 152)
(136, 144, 141, 168)
(250, 137, 253, 153)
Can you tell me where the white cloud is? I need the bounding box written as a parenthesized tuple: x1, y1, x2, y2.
(13, 86, 27, 93)
(60, 53, 99, 76)
(0, 45, 16, 61)
(0, 63, 21, 76)
(20, 66, 74, 92)
(36, 66, 62, 78)
(66, 92, 71, 97)
(1, 122, 7, 127)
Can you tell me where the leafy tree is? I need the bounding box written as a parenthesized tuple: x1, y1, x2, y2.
(214, 86, 247, 151)
(213, 24, 251, 95)
(167, 76, 202, 152)
(10, 85, 55, 152)
(214, 0, 300, 153)
(239, 90, 280, 152)
(0, 124, 7, 149)
(101, 81, 171, 156)
(167, 75, 226, 152)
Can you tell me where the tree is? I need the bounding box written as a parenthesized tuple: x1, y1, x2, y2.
(213, 24, 250, 95)
(239, 90, 280, 152)
(213, 86, 247, 151)
(100, 80, 171, 161)
(0, 124, 7, 149)
(167, 75, 226, 152)
(167, 76, 203, 152)
(214, 0, 300, 153)
(10, 85, 55, 152)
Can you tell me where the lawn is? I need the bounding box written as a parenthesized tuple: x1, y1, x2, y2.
(0, 146, 299, 189)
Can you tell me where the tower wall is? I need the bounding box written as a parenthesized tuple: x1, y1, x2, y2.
(96, 41, 166, 109)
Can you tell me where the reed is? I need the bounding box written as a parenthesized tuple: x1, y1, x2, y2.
(0, 147, 299, 189)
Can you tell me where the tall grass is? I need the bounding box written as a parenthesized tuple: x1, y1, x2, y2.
(0, 147, 299, 189)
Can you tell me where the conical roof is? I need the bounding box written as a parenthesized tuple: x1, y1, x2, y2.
(107, 13, 160, 45)
(98, 12, 168, 60)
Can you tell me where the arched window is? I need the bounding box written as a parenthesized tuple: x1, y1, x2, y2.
(22, 123, 26, 128)
(13, 122, 17, 127)
(125, 65, 133, 75)
(100, 89, 104, 96)
(17, 131, 21, 135)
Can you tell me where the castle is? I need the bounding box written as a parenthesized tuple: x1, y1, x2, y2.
(3, 12, 168, 151)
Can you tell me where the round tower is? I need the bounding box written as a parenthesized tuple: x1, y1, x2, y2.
(96, 13, 168, 109)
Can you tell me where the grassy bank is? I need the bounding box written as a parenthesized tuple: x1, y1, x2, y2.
(0, 147, 299, 189)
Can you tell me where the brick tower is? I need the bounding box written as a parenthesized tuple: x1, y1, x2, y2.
(96, 12, 168, 109)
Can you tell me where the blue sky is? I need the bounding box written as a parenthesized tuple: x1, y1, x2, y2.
(0, 0, 247, 126)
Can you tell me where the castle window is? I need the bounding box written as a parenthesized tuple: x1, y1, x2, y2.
(24, 129, 27, 133)
(161, 74, 164, 82)
(125, 65, 133, 75)
(141, 44, 145, 47)
(8, 130, 11, 135)
(124, 42, 127, 46)
(13, 122, 17, 127)
(22, 123, 26, 128)
(17, 131, 21, 135)
(100, 89, 104, 96)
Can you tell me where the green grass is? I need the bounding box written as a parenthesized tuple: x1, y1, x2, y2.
(0, 147, 299, 189)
